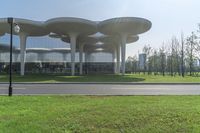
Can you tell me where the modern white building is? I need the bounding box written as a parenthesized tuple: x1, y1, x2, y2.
(0, 17, 152, 76)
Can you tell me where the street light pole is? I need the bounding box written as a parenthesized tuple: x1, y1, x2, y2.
(7, 17, 13, 96)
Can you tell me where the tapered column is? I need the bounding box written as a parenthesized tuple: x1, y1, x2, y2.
(113, 48, 117, 74)
(19, 33, 27, 76)
(121, 34, 127, 75)
(79, 44, 84, 75)
(70, 33, 78, 76)
(116, 44, 120, 74)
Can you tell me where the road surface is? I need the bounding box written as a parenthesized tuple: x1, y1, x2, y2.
(0, 83, 200, 95)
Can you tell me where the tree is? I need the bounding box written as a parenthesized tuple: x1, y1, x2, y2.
(159, 45, 166, 76)
(126, 56, 134, 73)
(132, 56, 138, 73)
(126, 56, 139, 73)
(142, 44, 152, 75)
(185, 32, 198, 76)
(173, 37, 181, 76)
(196, 24, 200, 58)
(167, 37, 181, 76)
(152, 49, 159, 75)
(181, 33, 185, 77)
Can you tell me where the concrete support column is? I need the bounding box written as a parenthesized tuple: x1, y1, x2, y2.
(70, 33, 78, 76)
(113, 48, 117, 74)
(79, 44, 84, 75)
(120, 34, 127, 75)
(19, 33, 27, 76)
(116, 44, 120, 74)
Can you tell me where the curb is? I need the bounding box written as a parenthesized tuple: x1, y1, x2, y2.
(0, 82, 200, 85)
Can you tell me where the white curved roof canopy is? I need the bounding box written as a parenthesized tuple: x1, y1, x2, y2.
(61, 36, 98, 44)
(77, 36, 98, 45)
(0, 17, 152, 54)
(99, 35, 139, 44)
(84, 42, 115, 52)
(45, 17, 97, 36)
(98, 17, 151, 36)
(0, 18, 49, 36)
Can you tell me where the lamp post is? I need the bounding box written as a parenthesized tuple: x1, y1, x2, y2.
(7, 17, 20, 96)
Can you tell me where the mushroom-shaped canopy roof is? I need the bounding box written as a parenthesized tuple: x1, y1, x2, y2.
(0, 18, 49, 36)
(99, 35, 139, 44)
(45, 17, 97, 36)
(77, 36, 98, 44)
(48, 33, 70, 44)
(85, 47, 114, 53)
(84, 43, 114, 52)
(98, 17, 151, 36)
(61, 35, 98, 45)
(49, 33, 63, 38)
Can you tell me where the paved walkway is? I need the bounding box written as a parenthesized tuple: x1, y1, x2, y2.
(0, 83, 200, 95)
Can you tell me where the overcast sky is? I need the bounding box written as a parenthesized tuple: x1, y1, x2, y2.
(0, 0, 200, 58)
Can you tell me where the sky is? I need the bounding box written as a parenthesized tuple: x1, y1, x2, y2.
(0, 0, 200, 58)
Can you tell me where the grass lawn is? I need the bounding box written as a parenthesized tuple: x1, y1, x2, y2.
(0, 96, 200, 133)
(0, 73, 199, 83)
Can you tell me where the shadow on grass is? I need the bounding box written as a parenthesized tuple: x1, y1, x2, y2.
(58, 74, 145, 82)
(0, 74, 145, 82)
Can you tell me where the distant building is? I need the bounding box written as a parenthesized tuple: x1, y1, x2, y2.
(139, 53, 146, 70)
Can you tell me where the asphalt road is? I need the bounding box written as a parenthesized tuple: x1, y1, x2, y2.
(0, 83, 200, 95)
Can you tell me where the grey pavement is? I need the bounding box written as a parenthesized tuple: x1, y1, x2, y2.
(0, 83, 200, 95)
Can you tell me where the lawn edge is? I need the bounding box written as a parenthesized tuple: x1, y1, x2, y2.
(0, 82, 200, 85)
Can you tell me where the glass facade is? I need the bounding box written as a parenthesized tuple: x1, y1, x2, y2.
(0, 35, 115, 74)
